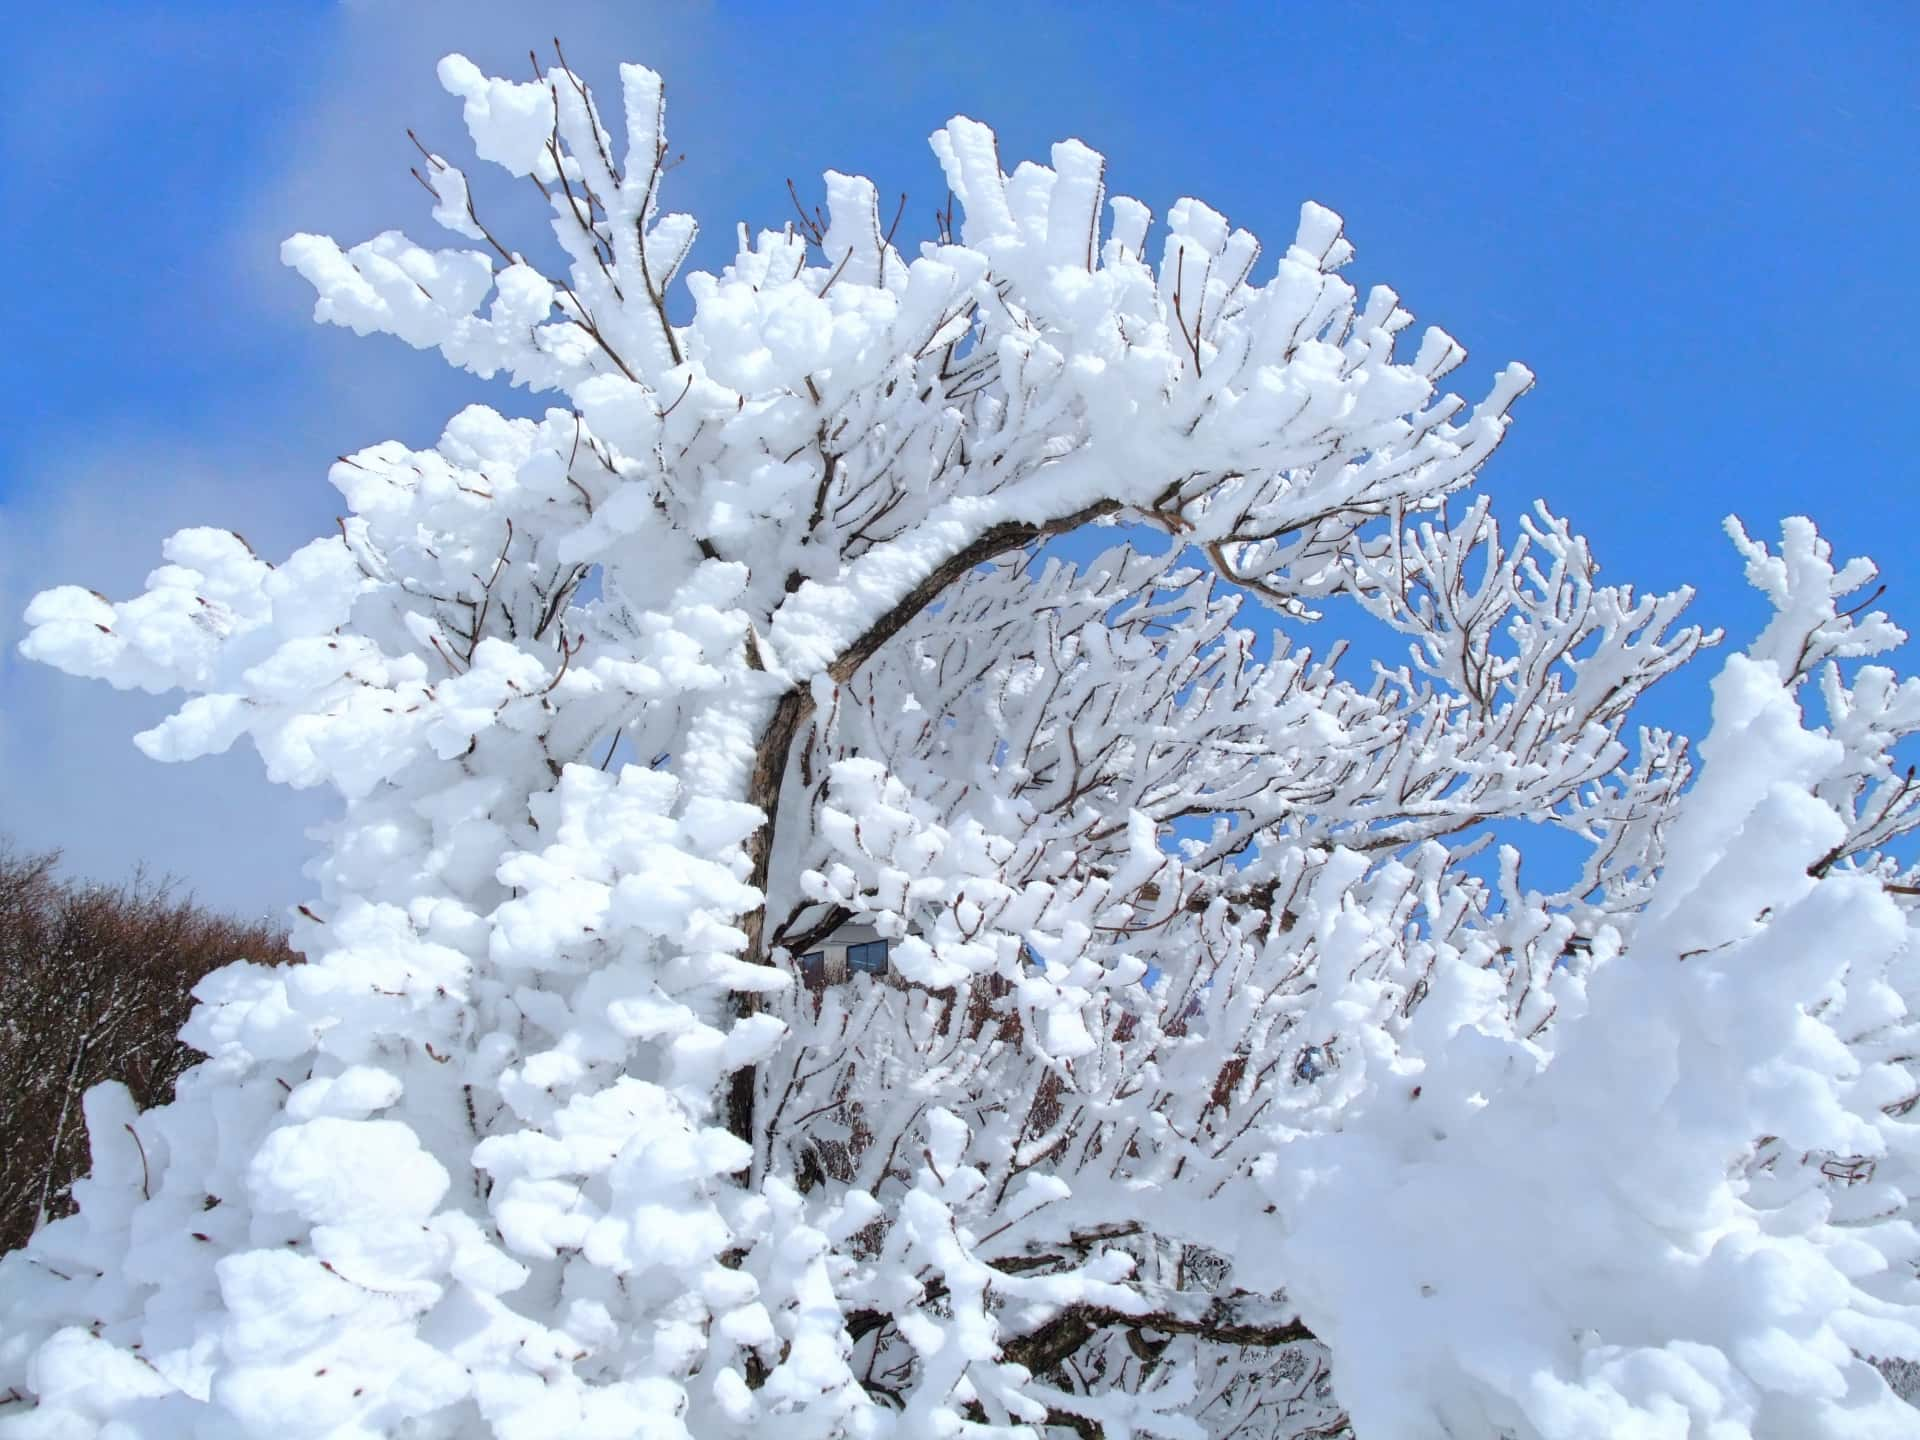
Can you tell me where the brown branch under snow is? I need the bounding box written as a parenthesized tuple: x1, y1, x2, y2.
(843, 1274, 1316, 1392)
(1000, 1286, 1317, 1376)
(723, 497, 1123, 1147)
(737, 497, 1124, 967)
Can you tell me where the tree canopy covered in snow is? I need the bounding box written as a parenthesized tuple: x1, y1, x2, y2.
(6, 49, 1920, 1440)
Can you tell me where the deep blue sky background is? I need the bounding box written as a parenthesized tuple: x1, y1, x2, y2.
(2, 0, 1915, 916)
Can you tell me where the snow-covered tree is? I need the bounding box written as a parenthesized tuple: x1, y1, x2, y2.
(6, 49, 1920, 1439)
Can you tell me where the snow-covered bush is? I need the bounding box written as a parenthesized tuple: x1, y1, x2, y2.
(5, 48, 1920, 1439)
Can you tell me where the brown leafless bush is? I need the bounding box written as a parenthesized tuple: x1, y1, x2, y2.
(0, 839, 294, 1254)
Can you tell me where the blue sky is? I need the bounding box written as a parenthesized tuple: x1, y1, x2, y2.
(1, 0, 1914, 916)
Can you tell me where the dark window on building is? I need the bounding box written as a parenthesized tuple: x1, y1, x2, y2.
(798, 950, 826, 985)
(847, 939, 889, 975)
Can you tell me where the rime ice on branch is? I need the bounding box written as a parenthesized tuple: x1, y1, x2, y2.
(6, 47, 1920, 1440)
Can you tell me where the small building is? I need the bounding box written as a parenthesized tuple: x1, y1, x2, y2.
(795, 918, 892, 986)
